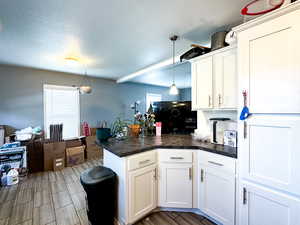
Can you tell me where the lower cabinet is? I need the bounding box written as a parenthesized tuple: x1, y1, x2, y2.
(239, 181, 300, 225)
(128, 164, 157, 224)
(199, 165, 235, 225)
(159, 163, 193, 208)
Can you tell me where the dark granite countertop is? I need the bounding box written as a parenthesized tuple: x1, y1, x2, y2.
(98, 135, 237, 158)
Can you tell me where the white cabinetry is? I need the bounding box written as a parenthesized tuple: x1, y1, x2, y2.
(192, 56, 213, 110)
(239, 181, 300, 225)
(237, 8, 300, 114)
(128, 164, 157, 224)
(213, 49, 237, 109)
(159, 163, 193, 208)
(233, 3, 300, 225)
(191, 46, 237, 110)
(158, 150, 193, 208)
(198, 151, 236, 225)
(240, 116, 300, 196)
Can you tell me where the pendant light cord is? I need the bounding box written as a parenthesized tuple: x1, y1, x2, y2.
(172, 39, 175, 84)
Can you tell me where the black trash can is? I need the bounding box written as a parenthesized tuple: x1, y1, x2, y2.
(80, 166, 116, 225)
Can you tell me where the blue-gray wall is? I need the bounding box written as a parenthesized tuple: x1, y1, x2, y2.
(179, 88, 191, 101)
(0, 65, 178, 129)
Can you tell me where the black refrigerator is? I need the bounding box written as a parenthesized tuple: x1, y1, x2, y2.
(152, 101, 197, 134)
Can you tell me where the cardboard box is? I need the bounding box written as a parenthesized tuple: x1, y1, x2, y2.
(65, 138, 83, 148)
(66, 146, 85, 167)
(86, 145, 102, 160)
(86, 136, 97, 147)
(90, 128, 97, 136)
(53, 157, 65, 171)
(43, 141, 66, 171)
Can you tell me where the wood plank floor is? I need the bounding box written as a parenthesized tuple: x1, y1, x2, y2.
(0, 159, 217, 225)
(0, 159, 101, 225)
(133, 211, 216, 225)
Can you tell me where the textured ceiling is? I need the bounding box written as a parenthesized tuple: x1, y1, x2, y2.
(0, 0, 248, 81)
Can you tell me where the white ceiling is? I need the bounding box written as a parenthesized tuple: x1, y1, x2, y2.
(0, 0, 248, 81)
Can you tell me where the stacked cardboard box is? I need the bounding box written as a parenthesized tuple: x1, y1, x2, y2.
(66, 145, 85, 167)
(65, 137, 85, 167)
(43, 141, 66, 171)
(86, 136, 102, 160)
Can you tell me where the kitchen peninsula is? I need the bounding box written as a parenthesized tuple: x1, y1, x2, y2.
(101, 135, 237, 225)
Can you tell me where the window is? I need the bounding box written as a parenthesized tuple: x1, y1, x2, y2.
(44, 85, 80, 139)
(146, 93, 162, 111)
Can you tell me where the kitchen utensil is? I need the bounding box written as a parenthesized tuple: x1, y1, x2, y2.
(240, 91, 252, 120)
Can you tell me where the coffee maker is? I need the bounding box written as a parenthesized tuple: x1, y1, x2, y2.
(209, 118, 231, 144)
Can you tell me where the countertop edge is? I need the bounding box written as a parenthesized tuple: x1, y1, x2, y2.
(100, 143, 237, 159)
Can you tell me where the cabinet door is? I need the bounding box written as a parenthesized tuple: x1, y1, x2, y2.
(214, 48, 237, 109)
(192, 56, 213, 110)
(128, 164, 157, 224)
(239, 115, 300, 196)
(239, 181, 300, 225)
(159, 163, 193, 208)
(238, 10, 300, 113)
(199, 166, 235, 225)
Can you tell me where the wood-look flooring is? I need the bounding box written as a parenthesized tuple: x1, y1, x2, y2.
(134, 211, 216, 225)
(0, 159, 101, 225)
(0, 159, 216, 225)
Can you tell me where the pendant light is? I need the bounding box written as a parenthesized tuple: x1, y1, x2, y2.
(169, 35, 179, 95)
(64, 56, 92, 94)
(79, 69, 92, 94)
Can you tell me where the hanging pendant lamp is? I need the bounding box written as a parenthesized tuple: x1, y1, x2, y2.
(79, 70, 92, 94)
(169, 35, 179, 95)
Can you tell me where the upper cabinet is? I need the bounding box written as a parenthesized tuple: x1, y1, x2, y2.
(192, 56, 213, 110)
(191, 46, 237, 111)
(235, 9, 300, 113)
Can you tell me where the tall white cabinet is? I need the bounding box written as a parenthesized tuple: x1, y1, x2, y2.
(191, 46, 237, 110)
(233, 3, 300, 225)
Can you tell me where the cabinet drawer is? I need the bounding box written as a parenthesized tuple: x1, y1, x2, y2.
(198, 151, 236, 174)
(159, 150, 193, 163)
(127, 151, 156, 171)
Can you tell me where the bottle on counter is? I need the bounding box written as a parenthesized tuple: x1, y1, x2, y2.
(156, 122, 162, 136)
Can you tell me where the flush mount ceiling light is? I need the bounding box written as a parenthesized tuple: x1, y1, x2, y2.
(169, 35, 179, 95)
(64, 56, 80, 66)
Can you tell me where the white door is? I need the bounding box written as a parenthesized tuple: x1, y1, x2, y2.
(239, 181, 300, 225)
(128, 164, 157, 224)
(238, 10, 300, 113)
(214, 48, 237, 109)
(159, 163, 193, 208)
(192, 56, 213, 110)
(240, 115, 300, 196)
(199, 166, 235, 225)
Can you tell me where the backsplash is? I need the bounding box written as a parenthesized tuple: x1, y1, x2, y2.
(195, 110, 238, 139)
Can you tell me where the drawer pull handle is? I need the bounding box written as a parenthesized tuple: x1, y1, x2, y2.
(170, 157, 184, 160)
(208, 161, 224, 166)
(139, 159, 150, 164)
(243, 187, 247, 205)
(200, 169, 204, 182)
(153, 168, 157, 180)
(189, 168, 192, 180)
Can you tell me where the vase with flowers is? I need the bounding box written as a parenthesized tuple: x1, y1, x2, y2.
(134, 105, 156, 137)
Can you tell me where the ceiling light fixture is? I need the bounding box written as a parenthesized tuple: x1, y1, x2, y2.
(169, 35, 179, 95)
(64, 56, 80, 67)
(64, 56, 92, 94)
